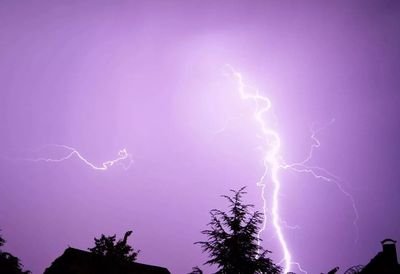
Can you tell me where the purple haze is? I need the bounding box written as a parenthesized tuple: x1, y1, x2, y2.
(1, 1, 400, 273)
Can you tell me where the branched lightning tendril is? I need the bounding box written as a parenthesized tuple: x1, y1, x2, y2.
(281, 121, 359, 241)
(21, 144, 133, 171)
(225, 65, 359, 274)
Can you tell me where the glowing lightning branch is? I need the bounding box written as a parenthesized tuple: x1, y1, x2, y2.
(226, 65, 292, 273)
(21, 144, 133, 171)
(281, 121, 359, 240)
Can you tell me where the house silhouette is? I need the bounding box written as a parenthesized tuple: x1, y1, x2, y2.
(44, 247, 170, 274)
(359, 239, 400, 274)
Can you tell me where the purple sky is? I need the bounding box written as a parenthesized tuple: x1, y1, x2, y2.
(1, 1, 400, 273)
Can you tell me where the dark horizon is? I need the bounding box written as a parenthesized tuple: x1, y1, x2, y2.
(1, 214, 399, 273)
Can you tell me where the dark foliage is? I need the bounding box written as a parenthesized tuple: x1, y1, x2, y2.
(188, 266, 203, 274)
(0, 232, 31, 274)
(88, 231, 140, 264)
(196, 187, 281, 274)
(0, 234, 4, 247)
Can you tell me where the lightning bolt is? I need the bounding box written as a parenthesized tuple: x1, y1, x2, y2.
(18, 144, 133, 171)
(226, 65, 292, 273)
(225, 65, 358, 274)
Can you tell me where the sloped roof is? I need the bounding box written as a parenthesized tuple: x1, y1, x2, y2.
(44, 247, 170, 274)
(360, 251, 400, 274)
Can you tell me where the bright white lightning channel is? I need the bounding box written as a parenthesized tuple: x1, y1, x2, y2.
(225, 65, 358, 274)
(227, 66, 292, 273)
(22, 144, 133, 171)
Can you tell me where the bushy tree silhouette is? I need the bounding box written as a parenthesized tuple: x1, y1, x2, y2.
(196, 187, 281, 274)
(0, 234, 4, 247)
(188, 266, 204, 274)
(0, 231, 31, 274)
(88, 230, 139, 263)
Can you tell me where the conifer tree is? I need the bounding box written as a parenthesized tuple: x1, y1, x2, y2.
(196, 187, 281, 274)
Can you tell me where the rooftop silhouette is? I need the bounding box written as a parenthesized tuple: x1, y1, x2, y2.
(44, 247, 170, 274)
(359, 238, 400, 274)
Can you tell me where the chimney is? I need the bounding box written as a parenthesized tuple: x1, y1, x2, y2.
(381, 239, 399, 266)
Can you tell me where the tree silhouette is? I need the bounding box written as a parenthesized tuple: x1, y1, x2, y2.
(0, 231, 31, 274)
(196, 187, 281, 274)
(88, 230, 139, 263)
(188, 266, 204, 274)
(0, 234, 4, 247)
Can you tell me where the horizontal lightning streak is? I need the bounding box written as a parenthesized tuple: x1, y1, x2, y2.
(21, 144, 133, 171)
